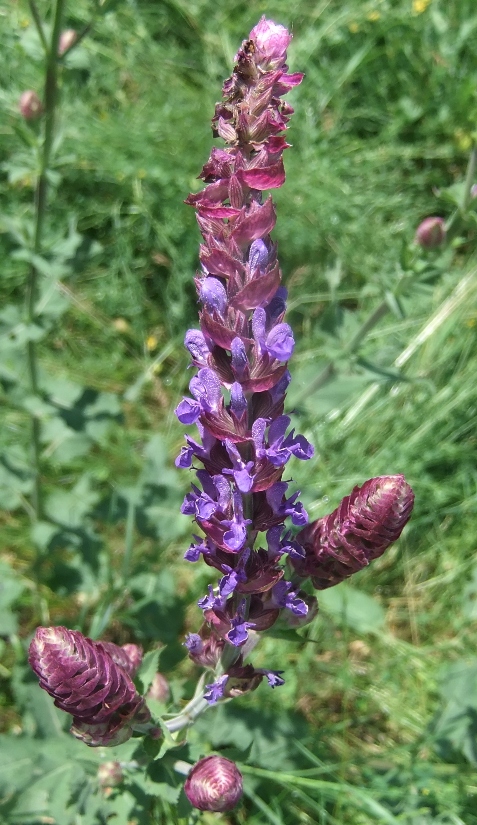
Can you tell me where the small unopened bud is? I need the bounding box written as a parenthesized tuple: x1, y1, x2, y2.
(415, 216, 446, 249)
(292, 475, 414, 589)
(184, 755, 243, 812)
(147, 672, 170, 703)
(59, 29, 77, 55)
(471, 184, 477, 200)
(19, 90, 42, 121)
(98, 761, 123, 788)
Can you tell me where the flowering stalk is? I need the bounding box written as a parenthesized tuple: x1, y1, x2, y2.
(175, 17, 315, 704)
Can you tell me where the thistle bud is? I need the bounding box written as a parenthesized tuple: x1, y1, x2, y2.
(19, 90, 42, 120)
(97, 761, 123, 788)
(415, 216, 446, 249)
(59, 29, 77, 55)
(146, 672, 170, 703)
(292, 475, 414, 589)
(28, 626, 150, 747)
(184, 755, 243, 812)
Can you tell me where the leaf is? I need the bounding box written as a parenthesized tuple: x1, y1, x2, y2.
(0, 561, 27, 635)
(45, 474, 100, 528)
(135, 648, 161, 694)
(317, 583, 385, 634)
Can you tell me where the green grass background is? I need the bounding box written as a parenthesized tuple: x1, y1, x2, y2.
(1, 0, 477, 822)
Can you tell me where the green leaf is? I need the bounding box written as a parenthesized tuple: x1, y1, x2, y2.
(317, 583, 385, 634)
(0, 561, 27, 635)
(135, 648, 161, 695)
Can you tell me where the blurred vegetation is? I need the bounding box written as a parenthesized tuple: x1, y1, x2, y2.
(1, 0, 477, 822)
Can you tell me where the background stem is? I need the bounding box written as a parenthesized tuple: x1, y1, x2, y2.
(26, 0, 65, 520)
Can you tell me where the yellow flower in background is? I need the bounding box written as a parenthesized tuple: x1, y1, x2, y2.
(412, 0, 431, 13)
(348, 21, 360, 33)
(454, 129, 472, 152)
(146, 335, 158, 352)
(367, 11, 381, 21)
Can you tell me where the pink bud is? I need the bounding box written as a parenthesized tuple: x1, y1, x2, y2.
(415, 216, 446, 249)
(97, 761, 123, 788)
(184, 755, 243, 812)
(59, 29, 77, 55)
(146, 672, 170, 703)
(19, 91, 42, 121)
(249, 17, 292, 70)
(471, 184, 477, 200)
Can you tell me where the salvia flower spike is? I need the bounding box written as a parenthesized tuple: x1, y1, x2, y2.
(184, 755, 243, 812)
(28, 627, 151, 746)
(177, 16, 313, 694)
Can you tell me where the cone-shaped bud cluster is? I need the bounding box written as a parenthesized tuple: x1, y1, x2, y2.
(184, 755, 243, 812)
(19, 90, 42, 120)
(28, 627, 151, 746)
(177, 16, 313, 697)
(59, 29, 77, 55)
(415, 216, 446, 249)
(292, 475, 414, 589)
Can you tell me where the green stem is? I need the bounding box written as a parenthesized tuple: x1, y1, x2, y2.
(26, 0, 65, 520)
(165, 688, 211, 733)
(461, 142, 477, 214)
(28, 0, 49, 53)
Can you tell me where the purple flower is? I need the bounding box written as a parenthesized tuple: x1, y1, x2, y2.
(204, 674, 229, 705)
(260, 669, 285, 688)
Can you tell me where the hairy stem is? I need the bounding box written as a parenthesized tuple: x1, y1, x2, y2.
(26, 0, 65, 520)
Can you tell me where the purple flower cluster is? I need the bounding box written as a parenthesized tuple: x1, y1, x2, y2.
(176, 18, 314, 699)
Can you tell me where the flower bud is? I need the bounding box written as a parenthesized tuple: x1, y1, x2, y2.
(28, 626, 150, 747)
(471, 184, 477, 200)
(97, 761, 123, 788)
(292, 475, 414, 589)
(146, 672, 170, 703)
(415, 216, 446, 249)
(59, 29, 77, 55)
(19, 90, 42, 121)
(184, 755, 243, 812)
(248, 16, 292, 70)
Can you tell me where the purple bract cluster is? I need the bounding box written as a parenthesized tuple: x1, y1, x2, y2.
(28, 627, 151, 746)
